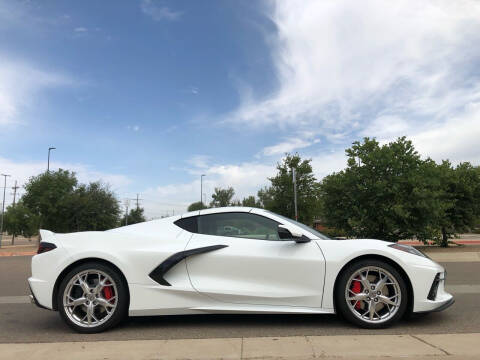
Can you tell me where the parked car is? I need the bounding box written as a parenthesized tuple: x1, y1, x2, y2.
(29, 207, 453, 333)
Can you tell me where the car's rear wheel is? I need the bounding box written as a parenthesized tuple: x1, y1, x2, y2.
(57, 262, 128, 333)
(335, 259, 408, 328)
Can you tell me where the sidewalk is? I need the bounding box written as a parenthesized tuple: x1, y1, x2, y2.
(1, 333, 479, 360)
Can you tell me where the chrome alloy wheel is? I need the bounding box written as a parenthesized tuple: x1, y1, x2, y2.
(63, 269, 118, 328)
(345, 266, 402, 324)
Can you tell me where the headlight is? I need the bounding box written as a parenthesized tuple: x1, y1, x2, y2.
(388, 243, 429, 258)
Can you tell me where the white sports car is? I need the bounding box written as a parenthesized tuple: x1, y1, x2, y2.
(28, 207, 454, 333)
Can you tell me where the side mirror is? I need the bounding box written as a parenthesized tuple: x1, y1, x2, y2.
(278, 224, 310, 243)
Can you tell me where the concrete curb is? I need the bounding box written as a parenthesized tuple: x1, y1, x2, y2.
(0, 333, 479, 360)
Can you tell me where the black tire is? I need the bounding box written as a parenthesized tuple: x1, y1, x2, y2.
(335, 259, 408, 329)
(57, 262, 129, 333)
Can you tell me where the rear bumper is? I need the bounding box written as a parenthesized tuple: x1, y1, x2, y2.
(28, 277, 53, 310)
(28, 283, 51, 310)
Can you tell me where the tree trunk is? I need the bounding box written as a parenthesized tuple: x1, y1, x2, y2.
(441, 227, 449, 247)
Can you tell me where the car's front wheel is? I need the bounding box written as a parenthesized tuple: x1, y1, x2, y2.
(335, 259, 408, 328)
(57, 262, 128, 333)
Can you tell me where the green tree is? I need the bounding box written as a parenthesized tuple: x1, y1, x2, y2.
(21, 170, 121, 232)
(319, 137, 440, 242)
(259, 153, 320, 225)
(68, 182, 122, 231)
(432, 162, 480, 246)
(257, 186, 275, 209)
(210, 187, 235, 207)
(241, 195, 261, 207)
(187, 201, 207, 211)
(22, 169, 78, 233)
(120, 206, 146, 226)
(4, 202, 39, 243)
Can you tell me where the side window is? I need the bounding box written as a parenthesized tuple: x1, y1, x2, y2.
(197, 212, 279, 241)
(174, 216, 198, 233)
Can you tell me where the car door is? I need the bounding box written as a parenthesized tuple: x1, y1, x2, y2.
(184, 212, 326, 308)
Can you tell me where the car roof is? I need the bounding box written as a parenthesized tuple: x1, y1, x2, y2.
(180, 206, 256, 218)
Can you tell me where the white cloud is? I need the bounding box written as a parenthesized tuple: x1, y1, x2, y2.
(0, 56, 74, 125)
(310, 151, 348, 179)
(140, 160, 276, 217)
(0, 156, 131, 208)
(227, 0, 480, 158)
(140, 0, 182, 21)
(140, 151, 348, 218)
(74, 27, 87, 32)
(360, 115, 411, 140)
(410, 101, 480, 165)
(186, 155, 211, 169)
(262, 138, 316, 156)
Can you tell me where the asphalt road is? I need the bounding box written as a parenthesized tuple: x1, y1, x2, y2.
(0, 256, 479, 343)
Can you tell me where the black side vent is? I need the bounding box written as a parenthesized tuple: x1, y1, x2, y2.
(427, 273, 441, 300)
(149, 245, 228, 286)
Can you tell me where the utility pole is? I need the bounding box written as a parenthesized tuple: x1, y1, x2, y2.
(292, 168, 298, 221)
(124, 199, 130, 226)
(0, 174, 11, 249)
(47, 147, 56, 172)
(134, 194, 143, 209)
(11, 181, 19, 207)
(200, 174, 205, 205)
(11, 180, 19, 245)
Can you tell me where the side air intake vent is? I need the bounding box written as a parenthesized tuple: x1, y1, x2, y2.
(427, 273, 441, 300)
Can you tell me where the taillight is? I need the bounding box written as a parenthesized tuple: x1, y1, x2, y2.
(37, 242, 57, 254)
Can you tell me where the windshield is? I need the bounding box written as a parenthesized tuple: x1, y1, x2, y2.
(267, 212, 331, 240)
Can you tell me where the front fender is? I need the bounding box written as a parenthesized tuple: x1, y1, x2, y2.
(317, 239, 442, 310)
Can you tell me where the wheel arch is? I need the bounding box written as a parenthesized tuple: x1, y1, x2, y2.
(332, 254, 414, 316)
(51, 257, 130, 311)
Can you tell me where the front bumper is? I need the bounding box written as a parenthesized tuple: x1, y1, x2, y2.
(413, 269, 455, 313)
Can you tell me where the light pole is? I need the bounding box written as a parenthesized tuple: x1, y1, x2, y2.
(200, 174, 205, 205)
(292, 168, 298, 221)
(47, 147, 56, 172)
(0, 174, 11, 248)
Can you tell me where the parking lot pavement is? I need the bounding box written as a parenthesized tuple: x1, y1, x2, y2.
(0, 256, 479, 344)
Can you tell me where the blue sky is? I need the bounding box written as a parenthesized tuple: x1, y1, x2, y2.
(1, 0, 480, 217)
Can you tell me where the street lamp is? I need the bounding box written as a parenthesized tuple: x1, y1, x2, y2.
(0, 173, 11, 248)
(200, 174, 206, 205)
(47, 147, 56, 173)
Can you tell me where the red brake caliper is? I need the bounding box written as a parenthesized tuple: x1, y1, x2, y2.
(102, 281, 114, 300)
(351, 277, 362, 309)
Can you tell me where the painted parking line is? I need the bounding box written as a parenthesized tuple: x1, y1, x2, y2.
(0, 251, 36, 257)
(446, 285, 480, 294)
(0, 285, 478, 306)
(0, 296, 30, 304)
(426, 252, 480, 262)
